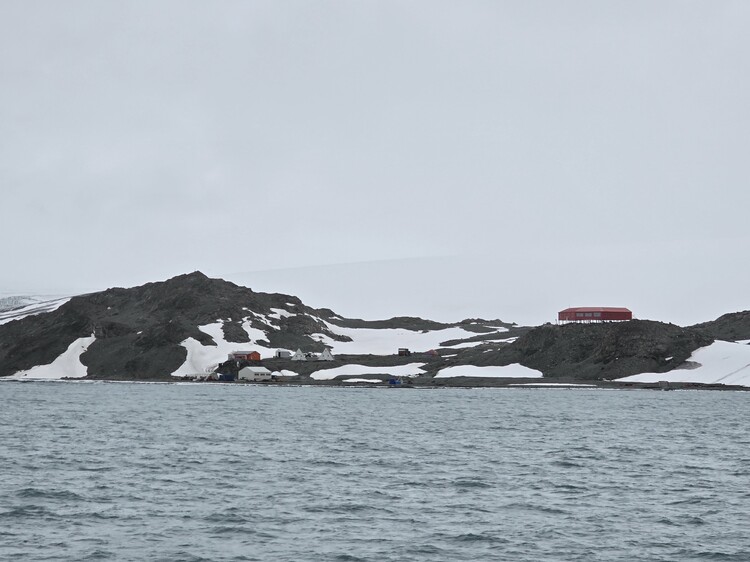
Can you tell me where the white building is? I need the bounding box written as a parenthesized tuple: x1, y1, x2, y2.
(318, 349, 335, 361)
(238, 366, 273, 381)
(274, 349, 292, 359)
(291, 349, 306, 361)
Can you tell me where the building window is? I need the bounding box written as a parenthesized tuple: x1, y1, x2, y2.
(593, 312, 601, 318)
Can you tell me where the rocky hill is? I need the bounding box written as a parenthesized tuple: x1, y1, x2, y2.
(691, 311, 750, 342)
(446, 320, 714, 380)
(1, 272, 748, 384)
(0, 272, 515, 379)
(0, 272, 334, 378)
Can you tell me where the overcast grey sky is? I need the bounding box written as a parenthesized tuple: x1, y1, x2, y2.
(2, 1, 748, 325)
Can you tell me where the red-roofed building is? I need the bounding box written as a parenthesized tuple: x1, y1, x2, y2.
(229, 351, 261, 362)
(558, 307, 632, 323)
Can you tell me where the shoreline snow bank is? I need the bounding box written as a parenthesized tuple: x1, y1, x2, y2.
(310, 363, 426, 381)
(435, 364, 543, 379)
(617, 341, 750, 386)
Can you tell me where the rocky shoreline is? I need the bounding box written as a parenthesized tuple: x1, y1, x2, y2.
(37, 375, 749, 392)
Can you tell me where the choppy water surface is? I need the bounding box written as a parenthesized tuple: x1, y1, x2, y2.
(1, 383, 749, 561)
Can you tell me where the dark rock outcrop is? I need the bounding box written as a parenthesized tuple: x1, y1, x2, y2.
(444, 320, 714, 380)
(692, 311, 750, 342)
(0, 272, 348, 379)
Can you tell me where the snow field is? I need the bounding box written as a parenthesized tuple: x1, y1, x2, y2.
(268, 308, 294, 319)
(313, 320, 509, 355)
(310, 363, 426, 381)
(271, 369, 299, 378)
(434, 364, 543, 379)
(617, 341, 750, 386)
(10, 335, 96, 379)
(509, 383, 597, 387)
(172, 320, 273, 377)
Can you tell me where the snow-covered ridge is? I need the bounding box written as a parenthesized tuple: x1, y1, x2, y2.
(0, 296, 70, 326)
(0, 296, 38, 312)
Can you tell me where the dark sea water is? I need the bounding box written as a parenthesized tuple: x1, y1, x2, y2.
(1, 382, 749, 562)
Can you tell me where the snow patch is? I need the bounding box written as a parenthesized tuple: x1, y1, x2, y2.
(435, 364, 543, 379)
(271, 369, 300, 378)
(268, 307, 294, 319)
(10, 335, 96, 379)
(173, 321, 270, 377)
(242, 319, 270, 341)
(310, 363, 426, 380)
(617, 341, 750, 386)
(314, 321, 504, 355)
(509, 383, 597, 387)
(245, 311, 279, 331)
(343, 378, 384, 383)
(443, 336, 517, 349)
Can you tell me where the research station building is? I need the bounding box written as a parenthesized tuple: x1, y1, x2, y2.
(558, 307, 633, 323)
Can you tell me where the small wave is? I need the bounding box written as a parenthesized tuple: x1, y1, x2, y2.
(310, 459, 348, 467)
(405, 543, 448, 555)
(657, 515, 707, 527)
(208, 525, 253, 535)
(0, 505, 54, 519)
(16, 487, 85, 501)
(666, 497, 708, 506)
(302, 502, 380, 515)
(152, 552, 214, 562)
(502, 502, 569, 515)
(205, 511, 248, 525)
(394, 480, 433, 488)
(678, 550, 749, 561)
(452, 478, 492, 489)
(81, 549, 116, 560)
(452, 532, 506, 543)
(550, 460, 584, 468)
(79, 466, 114, 472)
(552, 483, 588, 492)
(88, 511, 122, 521)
